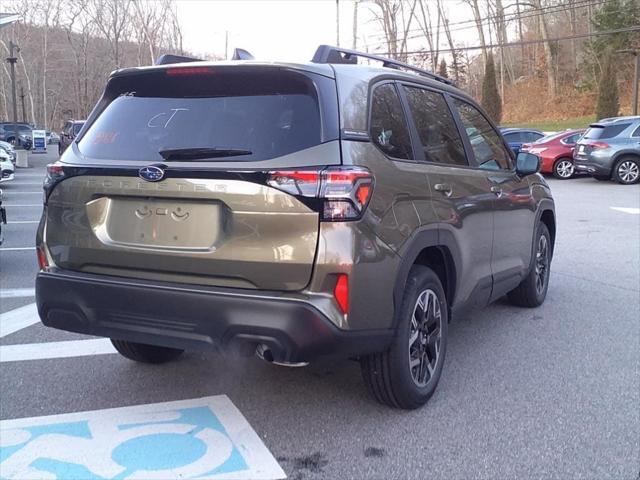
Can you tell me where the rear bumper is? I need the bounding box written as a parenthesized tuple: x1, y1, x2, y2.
(36, 269, 393, 362)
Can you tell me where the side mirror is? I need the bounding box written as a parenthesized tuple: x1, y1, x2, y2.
(516, 152, 541, 176)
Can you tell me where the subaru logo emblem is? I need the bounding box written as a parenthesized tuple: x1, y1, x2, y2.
(139, 166, 165, 182)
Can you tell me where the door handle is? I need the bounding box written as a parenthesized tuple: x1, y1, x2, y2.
(434, 183, 452, 196)
(490, 186, 503, 197)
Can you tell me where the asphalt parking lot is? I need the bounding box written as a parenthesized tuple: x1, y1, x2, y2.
(0, 150, 638, 479)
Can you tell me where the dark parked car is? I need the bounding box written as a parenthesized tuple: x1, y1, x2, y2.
(36, 46, 555, 409)
(499, 128, 545, 155)
(574, 116, 640, 184)
(521, 129, 585, 179)
(58, 120, 85, 155)
(0, 122, 33, 149)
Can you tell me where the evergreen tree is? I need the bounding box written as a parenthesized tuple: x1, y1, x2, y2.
(596, 52, 619, 120)
(481, 53, 502, 123)
(438, 58, 448, 78)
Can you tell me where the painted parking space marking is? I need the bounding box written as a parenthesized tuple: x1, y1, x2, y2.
(1, 204, 41, 207)
(0, 303, 40, 338)
(0, 338, 116, 363)
(610, 207, 640, 215)
(5, 191, 42, 194)
(0, 288, 35, 299)
(0, 396, 286, 480)
(7, 220, 39, 224)
(0, 247, 36, 251)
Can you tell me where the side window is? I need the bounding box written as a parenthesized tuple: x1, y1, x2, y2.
(632, 125, 640, 137)
(564, 133, 580, 144)
(503, 132, 520, 143)
(453, 99, 512, 170)
(403, 86, 467, 166)
(527, 132, 544, 142)
(370, 84, 413, 160)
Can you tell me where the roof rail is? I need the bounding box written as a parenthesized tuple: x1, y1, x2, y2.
(311, 45, 454, 86)
(154, 54, 203, 66)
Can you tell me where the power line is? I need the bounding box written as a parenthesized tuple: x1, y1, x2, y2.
(367, 0, 608, 45)
(375, 25, 640, 55)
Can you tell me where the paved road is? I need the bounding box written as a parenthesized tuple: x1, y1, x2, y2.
(1, 153, 638, 479)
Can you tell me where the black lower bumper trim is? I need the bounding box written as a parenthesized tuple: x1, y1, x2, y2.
(36, 269, 393, 362)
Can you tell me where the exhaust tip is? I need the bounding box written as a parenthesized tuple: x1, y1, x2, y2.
(255, 344, 308, 367)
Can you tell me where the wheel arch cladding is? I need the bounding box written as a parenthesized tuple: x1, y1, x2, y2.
(540, 209, 556, 257)
(394, 230, 459, 323)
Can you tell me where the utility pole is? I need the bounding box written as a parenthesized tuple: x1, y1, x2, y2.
(336, 0, 340, 47)
(6, 41, 19, 148)
(352, 0, 358, 49)
(19, 83, 26, 122)
(616, 50, 639, 116)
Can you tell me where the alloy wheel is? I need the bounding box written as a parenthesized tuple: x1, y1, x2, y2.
(408, 289, 442, 387)
(555, 160, 574, 178)
(535, 234, 549, 295)
(617, 161, 639, 184)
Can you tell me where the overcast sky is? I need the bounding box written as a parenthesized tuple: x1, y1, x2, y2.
(175, 0, 476, 62)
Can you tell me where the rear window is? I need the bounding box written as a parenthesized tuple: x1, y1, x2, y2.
(583, 123, 629, 140)
(78, 69, 323, 162)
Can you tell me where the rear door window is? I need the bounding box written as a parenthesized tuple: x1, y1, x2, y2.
(503, 132, 522, 143)
(584, 123, 630, 140)
(403, 86, 467, 166)
(78, 69, 323, 162)
(369, 83, 413, 160)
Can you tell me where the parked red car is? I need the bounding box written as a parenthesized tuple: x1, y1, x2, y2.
(521, 129, 585, 179)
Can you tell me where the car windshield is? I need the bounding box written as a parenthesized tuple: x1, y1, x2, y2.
(77, 69, 322, 162)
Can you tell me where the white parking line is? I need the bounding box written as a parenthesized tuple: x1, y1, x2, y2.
(610, 207, 640, 215)
(0, 303, 40, 338)
(7, 221, 39, 224)
(6, 182, 42, 186)
(0, 288, 35, 299)
(2, 204, 41, 207)
(5, 191, 42, 194)
(0, 247, 36, 251)
(0, 396, 285, 479)
(0, 338, 116, 362)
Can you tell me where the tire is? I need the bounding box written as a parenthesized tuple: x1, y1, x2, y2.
(360, 266, 448, 409)
(552, 158, 574, 179)
(111, 339, 184, 364)
(593, 175, 610, 181)
(507, 222, 551, 308)
(613, 156, 640, 185)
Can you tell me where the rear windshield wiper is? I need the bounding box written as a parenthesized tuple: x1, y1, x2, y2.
(158, 147, 253, 161)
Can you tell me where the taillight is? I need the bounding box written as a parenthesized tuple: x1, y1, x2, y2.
(267, 166, 373, 221)
(590, 141, 610, 149)
(333, 274, 349, 314)
(36, 246, 49, 270)
(43, 162, 65, 204)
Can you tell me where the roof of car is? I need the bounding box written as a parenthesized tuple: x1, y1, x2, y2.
(594, 115, 640, 125)
(499, 127, 544, 134)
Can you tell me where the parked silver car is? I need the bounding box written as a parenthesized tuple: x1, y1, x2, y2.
(574, 116, 640, 184)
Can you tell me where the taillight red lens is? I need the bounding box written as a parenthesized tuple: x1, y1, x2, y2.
(266, 166, 374, 221)
(36, 246, 49, 270)
(590, 141, 610, 149)
(166, 67, 216, 76)
(333, 274, 349, 314)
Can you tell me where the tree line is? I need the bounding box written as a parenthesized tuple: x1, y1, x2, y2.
(0, 0, 186, 130)
(1, 0, 639, 130)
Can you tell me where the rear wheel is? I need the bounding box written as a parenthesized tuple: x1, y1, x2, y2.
(553, 158, 574, 179)
(111, 339, 184, 364)
(507, 222, 551, 307)
(613, 156, 640, 185)
(360, 266, 448, 409)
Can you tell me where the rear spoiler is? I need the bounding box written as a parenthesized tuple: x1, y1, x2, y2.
(154, 48, 254, 66)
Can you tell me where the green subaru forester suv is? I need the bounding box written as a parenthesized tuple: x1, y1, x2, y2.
(36, 46, 555, 409)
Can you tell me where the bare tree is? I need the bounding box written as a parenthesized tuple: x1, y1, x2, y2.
(85, 0, 132, 69)
(415, 0, 442, 72)
(531, 0, 557, 97)
(371, 0, 418, 61)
